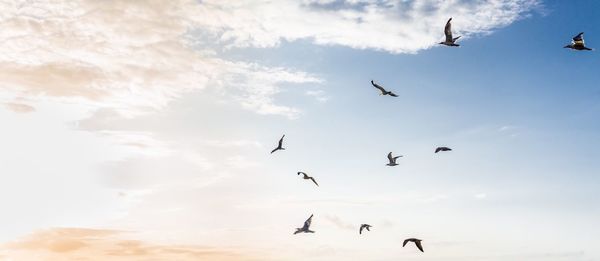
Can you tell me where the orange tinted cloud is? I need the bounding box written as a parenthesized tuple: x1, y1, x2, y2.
(1, 228, 268, 261)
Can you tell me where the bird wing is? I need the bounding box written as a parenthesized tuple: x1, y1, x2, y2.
(402, 239, 410, 247)
(387, 152, 394, 161)
(415, 240, 424, 252)
(303, 214, 313, 229)
(365, 225, 371, 231)
(270, 148, 278, 154)
(359, 226, 364, 234)
(435, 147, 441, 153)
(444, 18, 453, 42)
(310, 177, 319, 187)
(371, 80, 387, 94)
(278, 135, 285, 147)
(573, 32, 585, 47)
(393, 156, 403, 160)
(388, 92, 398, 97)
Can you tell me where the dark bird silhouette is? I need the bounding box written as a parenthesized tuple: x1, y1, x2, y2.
(293, 214, 315, 234)
(564, 32, 593, 50)
(271, 135, 285, 154)
(386, 152, 402, 166)
(371, 80, 398, 97)
(435, 146, 452, 153)
(439, 18, 460, 47)
(297, 172, 319, 187)
(403, 238, 424, 252)
(359, 224, 372, 234)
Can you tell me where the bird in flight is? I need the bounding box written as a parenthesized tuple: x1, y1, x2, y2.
(439, 18, 460, 47)
(359, 224, 372, 234)
(435, 146, 452, 153)
(403, 238, 424, 252)
(271, 135, 285, 154)
(564, 32, 593, 50)
(297, 172, 319, 187)
(386, 152, 402, 166)
(371, 80, 398, 97)
(293, 214, 315, 234)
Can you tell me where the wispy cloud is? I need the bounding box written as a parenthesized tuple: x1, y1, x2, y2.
(195, 0, 541, 53)
(0, 228, 268, 261)
(0, 0, 320, 119)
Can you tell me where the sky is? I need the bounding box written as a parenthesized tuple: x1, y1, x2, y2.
(0, 0, 599, 260)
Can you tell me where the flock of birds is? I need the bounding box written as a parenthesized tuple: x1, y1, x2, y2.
(268, 17, 593, 254)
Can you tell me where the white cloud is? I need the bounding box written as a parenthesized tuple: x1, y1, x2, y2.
(195, 0, 541, 53)
(0, 0, 320, 119)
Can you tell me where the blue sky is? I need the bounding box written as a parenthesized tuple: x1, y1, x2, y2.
(0, 0, 599, 260)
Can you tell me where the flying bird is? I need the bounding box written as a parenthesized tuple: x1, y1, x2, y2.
(293, 214, 315, 234)
(386, 152, 403, 166)
(439, 18, 460, 47)
(359, 224, 372, 234)
(403, 238, 424, 252)
(271, 135, 285, 154)
(435, 146, 452, 153)
(564, 32, 593, 50)
(371, 80, 398, 97)
(297, 172, 319, 187)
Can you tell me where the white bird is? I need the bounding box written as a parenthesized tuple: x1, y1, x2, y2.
(293, 214, 315, 234)
(564, 32, 593, 50)
(371, 80, 398, 97)
(386, 152, 402, 166)
(439, 18, 460, 47)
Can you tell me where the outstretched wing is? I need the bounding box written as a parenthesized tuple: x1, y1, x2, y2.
(310, 177, 319, 187)
(435, 147, 442, 153)
(387, 152, 394, 161)
(388, 92, 398, 97)
(444, 18, 453, 42)
(366, 225, 371, 231)
(402, 239, 410, 247)
(415, 241, 424, 252)
(371, 80, 387, 94)
(573, 32, 585, 47)
(303, 214, 313, 229)
(278, 135, 285, 147)
(359, 225, 364, 234)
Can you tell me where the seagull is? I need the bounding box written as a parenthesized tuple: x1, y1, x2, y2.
(439, 18, 460, 47)
(271, 135, 285, 154)
(371, 80, 398, 97)
(564, 32, 593, 50)
(297, 172, 319, 187)
(435, 146, 452, 153)
(403, 238, 424, 252)
(293, 214, 315, 234)
(359, 224, 372, 234)
(386, 152, 403, 166)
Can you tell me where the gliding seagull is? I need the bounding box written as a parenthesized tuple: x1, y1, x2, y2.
(439, 18, 460, 47)
(371, 80, 398, 97)
(564, 32, 593, 50)
(293, 214, 315, 234)
(271, 135, 285, 154)
(386, 152, 402, 166)
(297, 172, 319, 187)
(403, 238, 424, 252)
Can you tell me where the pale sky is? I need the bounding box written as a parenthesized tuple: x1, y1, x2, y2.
(0, 0, 599, 260)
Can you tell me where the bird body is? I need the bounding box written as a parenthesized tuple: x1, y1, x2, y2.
(297, 172, 319, 187)
(435, 146, 452, 153)
(271, 135, 285, 154)
(371, 80, 398, 97)
(440, 18, 460, 47)
(564, 32, 593, 50)
(403, 238, 424, 252)
(294, 214, 315, 234)
(386, 152, 402, 166)
(359, 224, 372, 234)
